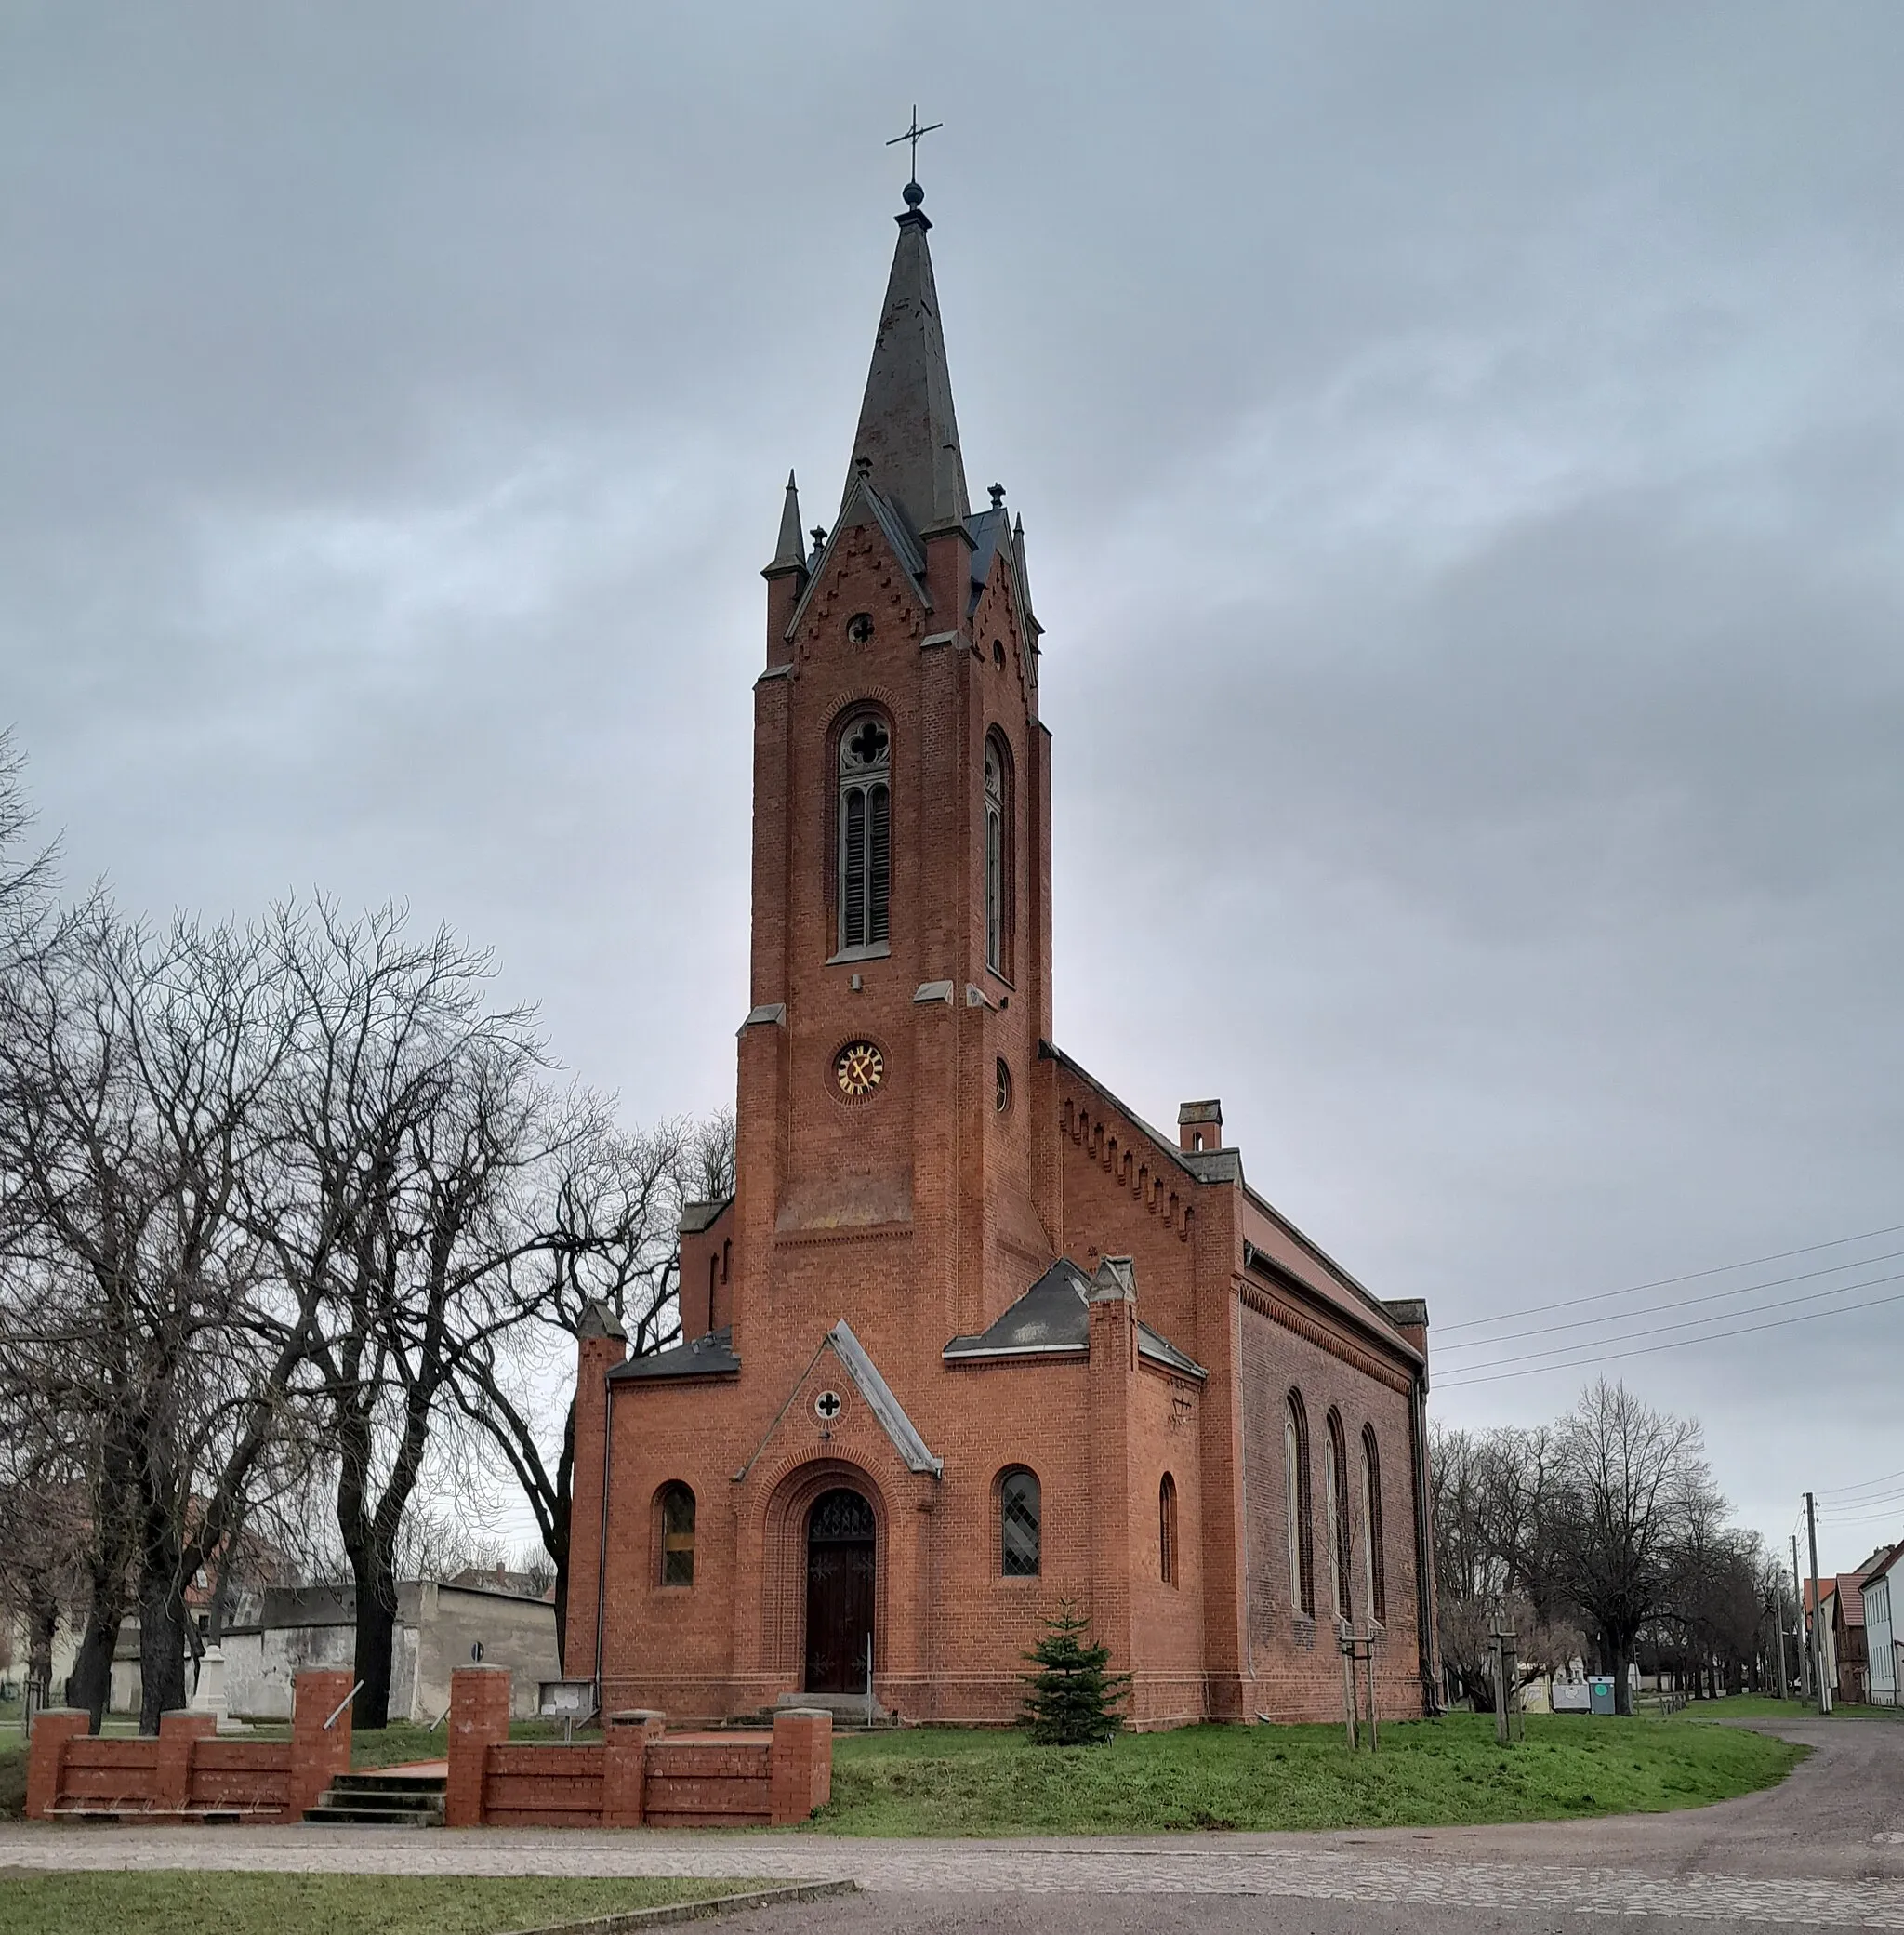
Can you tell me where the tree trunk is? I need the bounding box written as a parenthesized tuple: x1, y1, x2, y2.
(1609, 1633, 1635, 1716)
(65, 1548, 129, 1732)
(26, 1575, 59, 1703)
(349, 1547, 401, 1730)
(137, 1548, 190, 1733)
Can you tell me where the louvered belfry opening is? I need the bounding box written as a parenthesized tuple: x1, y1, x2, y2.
(839, 713, 892, 951)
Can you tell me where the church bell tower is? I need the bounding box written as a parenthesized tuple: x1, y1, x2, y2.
(729, 179, 1056, 1372)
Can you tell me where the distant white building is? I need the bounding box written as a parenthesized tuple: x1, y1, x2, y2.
(215, 1579, 558, 1723)
(1862, 1541, 1904, 1708)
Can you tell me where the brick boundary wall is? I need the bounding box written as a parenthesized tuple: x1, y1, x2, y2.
(445, 1667, 832, 1828)
(25, 1669, 352, 1822)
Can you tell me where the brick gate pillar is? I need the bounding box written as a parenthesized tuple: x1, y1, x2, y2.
(287, 1669, 355, 1821)
(155, 1710, 217, 1812)
(445, 1665, 511, 1827)
(601, 1708, 666, 1826)
(23, 1710, 87, 1821)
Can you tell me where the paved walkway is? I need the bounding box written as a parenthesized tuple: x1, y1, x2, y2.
(4, 1716, 1901, 1928)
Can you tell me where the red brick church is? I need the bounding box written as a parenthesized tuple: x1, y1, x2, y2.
(565, 180, 1439, 1729)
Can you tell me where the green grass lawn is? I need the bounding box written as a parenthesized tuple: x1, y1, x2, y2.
(1678, 1693, 1904, 1722)
(0, 1874, 766, 1935)
(808, 1712, 1805, 1836)
(4, 1710, 1805, 1836)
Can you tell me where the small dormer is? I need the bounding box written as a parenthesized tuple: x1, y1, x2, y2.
(1178, 1098, 1223, 1155)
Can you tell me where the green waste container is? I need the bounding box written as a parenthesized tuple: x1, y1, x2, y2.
(1588, 1676, 1617, 1716)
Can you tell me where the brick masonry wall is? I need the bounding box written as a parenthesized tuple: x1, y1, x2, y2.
(1238, 1303, 1424, 1722)
(441, 1671, 830, 1828)
(25, 1670, 352, 1822)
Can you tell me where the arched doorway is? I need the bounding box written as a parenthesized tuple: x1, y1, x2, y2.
(805, 1487, 875, 1693)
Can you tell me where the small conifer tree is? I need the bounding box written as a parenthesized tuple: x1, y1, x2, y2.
(1019, 1600, 1130, 1744)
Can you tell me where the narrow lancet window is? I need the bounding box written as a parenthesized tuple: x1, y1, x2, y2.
(1286, 1394, 1314, 1617)
(984, 736, 1008, 975)
(1000, 1468, 1040, 1576)
(1362, 1425, 1386, 1626)
(1326, 1411, 1352, 1624)
(659, 1483, 695, 1586)
(839, 713, 892, 952)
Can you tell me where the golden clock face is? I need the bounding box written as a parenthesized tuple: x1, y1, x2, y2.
(835, 1040, 884, 1097)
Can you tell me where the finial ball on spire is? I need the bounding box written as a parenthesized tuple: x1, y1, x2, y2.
(903, 179, 924, 209)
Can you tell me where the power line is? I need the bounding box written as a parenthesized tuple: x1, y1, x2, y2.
(1435, 1284, 1904, 1389)
(1437, 1221, 1904, 1335)
(1436, 1247, 1904, 1355)
(1818, 1465, 1904, 1502)
(1437, 1266, 1904, 1376)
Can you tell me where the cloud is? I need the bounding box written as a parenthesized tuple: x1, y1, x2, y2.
(3, 0, 1900, 1567)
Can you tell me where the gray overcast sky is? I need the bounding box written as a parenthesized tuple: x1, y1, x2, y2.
(4, 3, 1900, 1572)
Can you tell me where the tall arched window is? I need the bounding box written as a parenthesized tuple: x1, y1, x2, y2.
(1285, 1393, 1314, 1616)
(1325, 1411, 1352, 1624)
(658, 1483, 695, 1586)
(984, 733, 1012, 977)
(1361, 1425, 1387, 1626)
(1159, 1473, 1179, 1585)
(999, 1467, 1040, 1576)
(838, 712, 892, 953)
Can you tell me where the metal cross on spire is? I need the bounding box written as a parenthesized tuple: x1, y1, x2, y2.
(886, 105, 943, 199)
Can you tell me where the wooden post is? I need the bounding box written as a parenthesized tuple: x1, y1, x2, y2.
(1340, 1633, 1357, 1751)
(1364, 1635, 1379, 1752)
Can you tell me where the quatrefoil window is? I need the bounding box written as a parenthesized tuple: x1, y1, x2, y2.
(843, 718, 889, 769)
(814, 1389, 843, 1422)
(847, 612, 875, 645)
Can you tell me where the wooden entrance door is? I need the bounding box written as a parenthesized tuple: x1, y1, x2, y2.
(804, 1488, 875, 1694)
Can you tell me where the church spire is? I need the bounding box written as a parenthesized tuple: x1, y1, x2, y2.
(845, 187, 970, 538)
(764, 469, 805, 577)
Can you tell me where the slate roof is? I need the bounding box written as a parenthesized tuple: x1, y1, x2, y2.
(610, 1325, 741, 1382)
(943, 1258, 1206, 1380)
(845, 202, 969, 537)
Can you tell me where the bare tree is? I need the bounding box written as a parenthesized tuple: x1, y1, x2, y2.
(0, 730, 56, 966)
(1549, 1379, 1722, 1716)
(451, 1110, 734, 1667)
(0, 908, 325, 1730)
(258, 901, 573, 1729)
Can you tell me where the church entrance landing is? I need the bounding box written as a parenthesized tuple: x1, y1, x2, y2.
(804, 1487, 875, 1693)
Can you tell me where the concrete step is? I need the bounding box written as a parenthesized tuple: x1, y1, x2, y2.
(304, 1767, 447, 1827)
(303, 1800, 443, 1827)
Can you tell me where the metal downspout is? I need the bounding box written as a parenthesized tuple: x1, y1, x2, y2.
(593, 1372, 615, 1711)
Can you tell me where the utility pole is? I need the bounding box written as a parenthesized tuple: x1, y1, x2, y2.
(1773, 1577, 1788, 1701)
(1792, 1535, 1809, 1699)
(1805, 1492, 1831, 1716)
